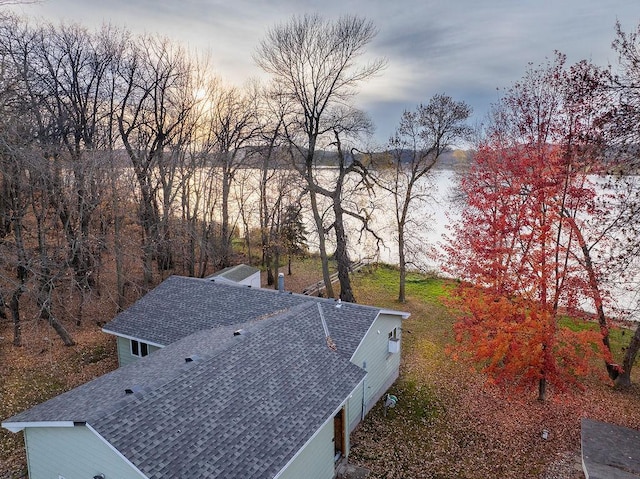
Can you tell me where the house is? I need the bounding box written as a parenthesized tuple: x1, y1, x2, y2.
(2, 275, 409, 479)
(208, 263, 261, 288)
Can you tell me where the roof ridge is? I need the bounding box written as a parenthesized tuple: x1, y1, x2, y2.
(200, 275, 383, 310)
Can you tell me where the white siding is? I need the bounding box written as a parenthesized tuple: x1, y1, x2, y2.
(116, 337, 160, 367)
(244, 272, 261, 288)
(348, 313, 402, 431)
(25, 425, 144, 479)
(276, 419, 335, 479)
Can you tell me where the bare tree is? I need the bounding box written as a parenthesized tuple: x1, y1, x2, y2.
(0, 148, 30, 347)
(207, 83, 261, 267)
(254, 83, 300, 285)
(322, 108, 381, 302)
(377, 95, 471, 302)
(0, 17, 75, 345)
(115, 34, 196, 284)
(30, 23, 121, 323)
(255, 14, 385, 301)
(602, 21, 640, 386)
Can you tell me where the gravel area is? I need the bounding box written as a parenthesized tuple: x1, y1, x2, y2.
(541, 451, 584, 479)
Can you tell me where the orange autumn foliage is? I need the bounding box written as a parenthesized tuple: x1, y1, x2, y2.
(446, 286, 610, 394)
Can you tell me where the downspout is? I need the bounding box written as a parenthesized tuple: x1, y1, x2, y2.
(361, 361, 367, 421)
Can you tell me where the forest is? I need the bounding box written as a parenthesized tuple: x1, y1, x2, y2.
(0, 9, 640, 405)
(0, 13, 469, 348)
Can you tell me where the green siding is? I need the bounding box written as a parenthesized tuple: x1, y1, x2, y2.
(277, 418, 335, 479)
(349, 313, 402, 431)
(116, 337, 161, 367)
(347, 382, 365, 432)
(25, 425, 144, 479)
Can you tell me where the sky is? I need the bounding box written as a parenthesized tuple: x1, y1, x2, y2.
(7, 0, 640, 146)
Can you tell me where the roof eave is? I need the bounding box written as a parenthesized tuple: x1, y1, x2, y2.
(1, 420, 76, 433)
(100, 329, 165, 348)
(379, 308, 411, 320)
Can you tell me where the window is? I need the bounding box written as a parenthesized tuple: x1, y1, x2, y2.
(131, 339, 149, 357)
(388, 327, 400, 354)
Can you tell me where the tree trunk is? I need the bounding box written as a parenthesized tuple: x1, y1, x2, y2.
(38, 269, 75, 347)
(246, 234, 252, 264)
(273, 248, 281, 290)
(12, 212, 28, 347)
(197, 222, 211, 278)
(565, 216, 618, 379)
(10, 288, 23, 347)
(266, 250, 275, 286)
(138, 190, 156, 285)
(76, 288, 87, 326)
(35, 202, 75, 346)
(309, 187, 334, 298)
(156, 231, 174, 271)
(155, 204, 174, 273)
(187, 231, 196, 277)
(537, 376, 547, 402)
(260, 152, 270, 280)
(0, 175, 10, 239)
(55, 163, 96, 291)
(131, 164, 158, 286)
(615, 324, 640, 388)
(220, 160, 232, 268)
(334, 204, 355, 303)
(142, 233, 154, 286)
(398, 227, 406, 303)
(114, 213, 126, 312)
(44, 314, 75, 347)
(0, 289, 6, 320)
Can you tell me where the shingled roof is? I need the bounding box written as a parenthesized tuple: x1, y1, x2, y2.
(4, 302, 367, 478)
(209, 264, 260, 283)
(102, 275, 390, 360)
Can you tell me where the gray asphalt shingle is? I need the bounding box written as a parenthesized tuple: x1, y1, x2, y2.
(95, 305, 365, 478)
(210, 264, 260, 282)
(102, 276, 382, 360)
(4, 277, 397, 478)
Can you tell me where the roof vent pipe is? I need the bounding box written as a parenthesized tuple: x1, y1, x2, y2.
(278, 272, 285, 292)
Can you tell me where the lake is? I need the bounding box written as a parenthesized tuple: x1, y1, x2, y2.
(301, 168, 638, 321)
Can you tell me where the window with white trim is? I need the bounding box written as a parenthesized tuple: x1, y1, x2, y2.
(131, 339, 150, 357)
(388, 327, 400, 354)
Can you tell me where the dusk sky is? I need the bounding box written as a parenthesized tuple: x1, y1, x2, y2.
(8, 0, 639, 146)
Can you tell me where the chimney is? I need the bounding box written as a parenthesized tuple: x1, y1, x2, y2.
(278, 272, 285, 292)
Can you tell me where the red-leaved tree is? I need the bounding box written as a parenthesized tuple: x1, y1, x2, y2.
(445, 54, 616, 400)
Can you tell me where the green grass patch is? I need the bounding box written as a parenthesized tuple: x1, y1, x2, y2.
(405, 274, 454, 303)
(558, 316, 637, 367)
(393, 378, 444, 423)
(558, 315, 597, 333)
(354, 263, 453, 305)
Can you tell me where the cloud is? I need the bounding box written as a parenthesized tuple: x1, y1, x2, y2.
(7, 0, 638, 143)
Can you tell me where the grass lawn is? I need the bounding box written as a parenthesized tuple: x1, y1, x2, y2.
(348, 264, 640, 479)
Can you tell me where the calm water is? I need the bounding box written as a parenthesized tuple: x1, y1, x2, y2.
(316, 169, 638, 321)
